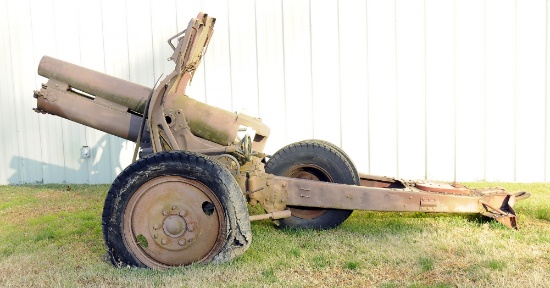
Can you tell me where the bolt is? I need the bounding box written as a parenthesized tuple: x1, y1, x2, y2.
(179, 210, 187, 216)
(172, 206, 177, 210)
(178, 239, 186, 246)
(161, 238, 167, 245)
(187, 237, 195, 242)
(187, 223, 195, 232)
(153, 234, 158, 239)
(153, 224, 160, 230)
(162, 210, 168, 216)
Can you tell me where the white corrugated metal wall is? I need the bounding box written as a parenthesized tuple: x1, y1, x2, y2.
(0, 0, 548, 184)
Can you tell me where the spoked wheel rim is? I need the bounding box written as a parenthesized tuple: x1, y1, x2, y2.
(123, 175, 226, 268)
(284, 164, 333, 219)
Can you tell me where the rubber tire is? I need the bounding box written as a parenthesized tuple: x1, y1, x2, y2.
(102, 151, 251, 268)
(265, 140, 359, 230)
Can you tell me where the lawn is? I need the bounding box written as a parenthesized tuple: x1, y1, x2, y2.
(0, 183, 548, 287)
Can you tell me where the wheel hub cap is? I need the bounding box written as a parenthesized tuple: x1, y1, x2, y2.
(163, 215, 187, 238)
(123, 176, 225, 267)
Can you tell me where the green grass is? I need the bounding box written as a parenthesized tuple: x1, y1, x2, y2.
(0, 183, 549, 287)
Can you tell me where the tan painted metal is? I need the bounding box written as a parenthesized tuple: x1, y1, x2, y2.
(33, 11, 529, 232)
(38, 56, 150, 113)
(249, 210, 292, 221)
(123, 175, 225, 268)
(34, 82, 141, 142)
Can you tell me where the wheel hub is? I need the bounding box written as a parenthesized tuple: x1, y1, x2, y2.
(146, 203, 199, 251)
(163, 215, 187, 238)
(123, 176, 225, 267)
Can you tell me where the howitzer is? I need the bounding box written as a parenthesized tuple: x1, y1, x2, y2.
(33, 13, 529, 269)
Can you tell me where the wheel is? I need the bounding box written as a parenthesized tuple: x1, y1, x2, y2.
(265, 140, 359, 229)
(102, 151, 251, 268)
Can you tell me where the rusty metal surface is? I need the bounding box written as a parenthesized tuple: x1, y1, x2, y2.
(243, 170, 526, 229)
(147, 13, 270, 153)
(32, 11, 530, 232)
(284, 177, 515, 220)
(35, 59, 269, 154)
(123, 175, 225, 267)
(34, 87, 141, 142)
(415, 181, 470, 195)
(359, 173, 406, 188)
(38, 56, 151, 113)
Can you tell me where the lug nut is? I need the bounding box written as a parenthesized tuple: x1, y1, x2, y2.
(187, 223, 195, 232)
(179, 210, 187, 216)
(162, 210, 168, 216)
(172, 206, 177, 210)
(178, 239, 186, 246)
(153, 224, 160, 230)
(161, 238, 167, 245)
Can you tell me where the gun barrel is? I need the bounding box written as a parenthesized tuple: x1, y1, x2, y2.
(35, 89, 142, 142)
(35, 55, 270, 150)
(38, 56, 151, 113)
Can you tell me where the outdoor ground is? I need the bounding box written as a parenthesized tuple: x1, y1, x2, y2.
(0, 182, 548, 287)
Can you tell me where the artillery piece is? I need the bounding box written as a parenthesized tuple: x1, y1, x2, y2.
(33, 13, 529, 269)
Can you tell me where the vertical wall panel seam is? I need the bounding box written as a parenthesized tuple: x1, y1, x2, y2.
(513, 0, 518, 181)
(309, 0, 314, 137)
(201, 0, 207, 104)
(545, 0, 549, 181)
(124, 0, 131, 82)
(196, 1, 208, 103)
(226, 0, 234, 112)
(149, 0, 156, 86)
(453, 0, 457, 182)
(174, 1, 179, 30)
(281, 0, 288, 144)
(51, 0, 68, 183)
(5, 2, 22, 183)
(28, 0, 44, 183)
(99, 0, 114, 180)
(75, 0, 89, 183)
(423, 0, 428, 179)
(253, 0, 261, 117)
(394, 0, 399, 178)
(366, 0, 371, 173)
(337, 0, 343, 147)
(483, 0, 487, 181)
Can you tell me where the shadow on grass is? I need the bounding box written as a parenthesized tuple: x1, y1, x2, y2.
(251, 209, 520, 243)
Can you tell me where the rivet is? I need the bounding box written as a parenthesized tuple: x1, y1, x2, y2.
(172, 206, 177, 210)
(187, 237, 195, 242)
